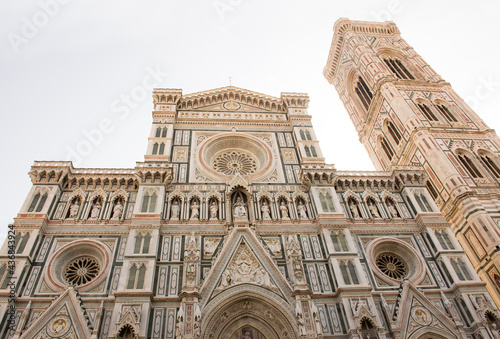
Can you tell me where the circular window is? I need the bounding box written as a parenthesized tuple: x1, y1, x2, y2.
(197, 133, 275, 181)
(46, 239, 111, 291)
(376, 253, 408, 280)
(213, 151, 257, 176)
(366, 237, 425, 285)
(64, 257, 101, 286)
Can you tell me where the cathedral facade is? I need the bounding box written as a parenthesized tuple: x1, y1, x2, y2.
(3, 19, 500, 339)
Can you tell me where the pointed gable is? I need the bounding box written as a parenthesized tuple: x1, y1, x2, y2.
(390, 281, 461, 339)
(20, 287, 92, 339)
(200, 227, 293, 308)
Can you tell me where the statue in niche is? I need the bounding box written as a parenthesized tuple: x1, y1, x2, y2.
(171, 200, 180, 220)
(67, 200, 80, 219)
(279, 200, 289, 219)
(89, 200, 101, 219)
(190, 199, 200, 219)
(297, 200, 308, 220)
(210, 200, 218, 220)
(348, 199, 359, 218)
(111, 199, 123, 219)
(367, 200, 380, 218)
(387, 200, 399, 218)
(261, 200, 271, 220)
(233, 196, 247, 218)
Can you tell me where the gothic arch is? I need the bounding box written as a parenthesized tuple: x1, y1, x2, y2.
(201, 287, 297, 339)
(110, 188, 129, 204)
(292, 190, 309, 204)
(168, 189, 185, 202)
(410, 327, 454, 339)
(346, 68, 371, 121)
(275, 190, 290, 203)
(361, 190, 380, 203)
(343, 189, 361, 203)
(256, 190, 273, 202)
(187, 189, 203, 202)
(88, 189, 107, 202)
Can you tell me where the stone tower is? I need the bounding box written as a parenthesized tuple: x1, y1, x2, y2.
(324, 18, 500, 307)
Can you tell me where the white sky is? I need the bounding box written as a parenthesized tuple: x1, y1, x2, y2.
(1, 0, 500, 243)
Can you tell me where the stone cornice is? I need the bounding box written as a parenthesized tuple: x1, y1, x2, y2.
(323, 18, 400, 82)
(29, 161, 173, 186)
(176, 86, 287, 112)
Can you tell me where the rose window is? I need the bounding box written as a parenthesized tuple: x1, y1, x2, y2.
(213, 151, 257, 176)
(64, 257, 100, 286)
(376, 253, 407, 280)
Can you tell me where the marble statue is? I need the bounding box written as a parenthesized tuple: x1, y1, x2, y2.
(234, 196, 247, 217)
(280, 200, 289, 219)
(68, 202, 79, 219)
(349, 200, 359, 218)
(89, 201, 101, 219)
(171, 200, 180, 220)
(261, 200, 271, 220)
(111, 201, 123, 219)
(210, 200, 218, 220)
(297, 201, 308, 219)
(191, 200, 199, 219)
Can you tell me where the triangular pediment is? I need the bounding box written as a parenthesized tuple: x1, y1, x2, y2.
(200, 227, 293, 307)
(20, 287, 92, 339)
(391, 281, 461, 339)
(177, 86, 286, 113)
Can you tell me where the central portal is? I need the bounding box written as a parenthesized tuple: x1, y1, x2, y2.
(230, 326, 266, 339)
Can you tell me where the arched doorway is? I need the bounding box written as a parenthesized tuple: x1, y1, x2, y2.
(230, 326, 266, 339)
(116, 324, 136, 339)
(202, 287, 297, 339)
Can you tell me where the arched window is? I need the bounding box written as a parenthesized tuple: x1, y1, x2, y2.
(458, 153, 483, 178)
(340, 261, 359, 285)
(355, 76, 373, 111)
(127, 265, 137, 289)
(152, 143, 158, 155)
(35, 193, 47, 212)
(300, 130, 306, 140)
(480, 153, 500, 178)
(305, 130, 312, 140)
(435, 230, 454, 250)
(149, 193, 157, 212)
(304, 146, 311, 157)
(436, 104, 458, 122)
(326, 194, 335, 212)
(387, 121, 402, 145)
(450, 258, 472, 281)
(331, 232, 348, 252)
(417, 103, 438, 121)
(0, 265, 6, 289)
(133, 233, 152, 254)
(28, 193, 40, 212)
(421, 194, 432, 211)
(133, 233, 143, 254)
(141, 195, 150, 213)
(161, 127, 167, 137)
(127, 264, 146, 289)
(117, 324, 135, 339)
(141, 192, 157, 213)
(159, 143, 165, 155)
(426, 181, 439, 200)
(310, 146, 317, 157)
(414, 193, 426, 211)
(320, 192, 335, 212)
(16, 233, 30, 254)
(380, 137, 394, 160)
(383, 58, 414, 80)
(155, 127, 161, 137)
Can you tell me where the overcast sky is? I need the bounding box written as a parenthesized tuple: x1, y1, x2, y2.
(1, 0, 500, 243)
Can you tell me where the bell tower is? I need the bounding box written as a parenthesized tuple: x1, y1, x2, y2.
(324, 18, 500, 306)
